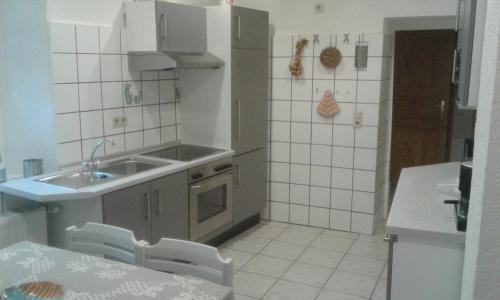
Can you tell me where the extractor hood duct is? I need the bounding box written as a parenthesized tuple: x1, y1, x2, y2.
(124, 1, 224, 71)
(128, 51, 225, 71)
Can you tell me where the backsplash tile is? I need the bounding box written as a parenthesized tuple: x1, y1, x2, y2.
(267, 32, 393, 234)
(49, 22, 181, 166)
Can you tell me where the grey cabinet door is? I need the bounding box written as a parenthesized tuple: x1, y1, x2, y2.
(231, 6, 268, 49)
(102, 182, 151, 242)
(233, 149, 267, 224)
(232, 48, 268, 154)
(150, 171, 189, 243)
(156, 2, 207, 53)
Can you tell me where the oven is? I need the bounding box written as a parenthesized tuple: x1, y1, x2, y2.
(189, 158, 233, 241)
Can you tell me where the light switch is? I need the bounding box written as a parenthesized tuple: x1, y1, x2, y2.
(353, 111, 363, 128)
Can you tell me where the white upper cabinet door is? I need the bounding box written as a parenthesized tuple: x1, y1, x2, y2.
(125, 1, 207, 53)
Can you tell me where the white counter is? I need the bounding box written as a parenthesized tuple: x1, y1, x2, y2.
(386, 162, 466, 244)
(0, 149, 234, 202)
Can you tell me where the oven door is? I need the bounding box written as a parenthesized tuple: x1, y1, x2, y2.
(189, 171, 233, 241)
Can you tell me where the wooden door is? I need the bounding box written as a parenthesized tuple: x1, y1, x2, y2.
(390, 30, 456, 189)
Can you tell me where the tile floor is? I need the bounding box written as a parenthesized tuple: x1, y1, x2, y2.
(219, 221, 388, 300)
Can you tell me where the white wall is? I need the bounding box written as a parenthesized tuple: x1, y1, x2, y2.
(47, 0, 127, 25)
(461, 0, 500, 298)
(238, 0, 457, 34)
(0, 0, 58, 177)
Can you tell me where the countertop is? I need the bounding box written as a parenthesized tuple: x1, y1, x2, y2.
(386, 162, 466, 244)
(0, 146, 234, 202)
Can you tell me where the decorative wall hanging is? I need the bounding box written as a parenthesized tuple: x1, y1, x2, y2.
(289, 38, 309, 76)
(124, 83, 142, 105)
(317, 90, 340, 118)
(355, 33, 369, 70)
(320, 46, 342, 69)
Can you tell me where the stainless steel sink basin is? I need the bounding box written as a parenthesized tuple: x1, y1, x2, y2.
(37, 157, 171, 190)
(98, 157, 171, 176)
(37, 171, 116, 190)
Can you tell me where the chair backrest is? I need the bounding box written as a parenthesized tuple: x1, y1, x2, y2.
(65, 222, 148, 265)
(137, 238, 233, 287)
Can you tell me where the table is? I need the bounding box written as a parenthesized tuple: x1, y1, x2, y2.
(0, 242, 233, 300)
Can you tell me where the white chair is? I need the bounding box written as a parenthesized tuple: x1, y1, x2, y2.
(65, 222, 148, 265)
(137, 238, 233, 287)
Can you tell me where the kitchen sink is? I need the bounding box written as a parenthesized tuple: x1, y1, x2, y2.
(37, 157, 171, 190)
(98, 157, 171, 176)
(37, 171, 116, 190)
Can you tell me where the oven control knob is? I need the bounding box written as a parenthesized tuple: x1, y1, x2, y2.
(213, 165, 224, 172)
(191, 173, 203, 180)
(214, 163, 232, 172)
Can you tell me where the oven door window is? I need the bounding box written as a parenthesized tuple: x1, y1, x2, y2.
(197, 184, 228, 223)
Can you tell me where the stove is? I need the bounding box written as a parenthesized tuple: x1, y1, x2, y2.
(143, 144, 224, 162)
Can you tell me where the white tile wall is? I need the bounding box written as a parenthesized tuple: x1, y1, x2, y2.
(268, 32, 392, 234)
(49, 22, 181, 166)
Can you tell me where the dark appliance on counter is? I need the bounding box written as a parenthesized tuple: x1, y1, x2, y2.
(445, 161, 472, 231)
(456, 161, 472, 231)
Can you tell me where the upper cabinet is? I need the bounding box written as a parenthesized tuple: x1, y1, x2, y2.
(453, 0, 486, 110)
(231, 6, 268, 49)
(124, 1, 207, 53)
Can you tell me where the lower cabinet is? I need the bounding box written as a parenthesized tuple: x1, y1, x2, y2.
(102, 171, 189, 244)
(233, 149, 266, 224)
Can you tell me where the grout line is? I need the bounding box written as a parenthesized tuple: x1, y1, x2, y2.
(73, 24, 84, 162)
(329, 33, 337, 230)
(287, 35, 293, 225)
(307, 33, 315, 227)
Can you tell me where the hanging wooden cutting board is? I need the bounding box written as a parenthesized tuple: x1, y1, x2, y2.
(320, 47, 342, 69)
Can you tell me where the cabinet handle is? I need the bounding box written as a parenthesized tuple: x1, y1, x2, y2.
(123, 13, 127, 28)
(234, 16, 241, 39)
(160, 14, 167, 39)
(155, 190, 161, 215)
(451, 49, 458, 84)
(234, 99, 240, 140)
(143, 193, 150, 219)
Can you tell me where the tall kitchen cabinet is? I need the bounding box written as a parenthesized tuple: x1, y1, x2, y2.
(230, 7, 269, 225)
(102, 171, 189, 243)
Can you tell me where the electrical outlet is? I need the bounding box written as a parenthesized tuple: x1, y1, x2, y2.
(313, 2, 324, 14)
(353, 111, 363, 128)
(112, 116, 128, 128)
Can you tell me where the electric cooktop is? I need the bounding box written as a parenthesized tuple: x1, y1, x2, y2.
(143, 144, 224, 162)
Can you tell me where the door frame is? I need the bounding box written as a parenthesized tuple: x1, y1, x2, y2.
(382, 16, 457, 218)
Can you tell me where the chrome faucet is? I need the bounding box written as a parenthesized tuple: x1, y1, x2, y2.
(83, 138, 114, 173)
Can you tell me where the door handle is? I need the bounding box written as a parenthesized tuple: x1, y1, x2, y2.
(142, 193, 150, 219)
(154, 190, 161, 215)
(160, 14, 167, 39)
(234, 99, 240, 140)
(384, 234, 397, 300)
(436, 99, 446, 119)
(234, 16, 241, 39)
(451, 49, 458, 84)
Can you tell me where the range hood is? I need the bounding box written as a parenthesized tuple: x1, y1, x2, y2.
(124, 1, 224, 71)
(128, 51, 225, 71)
